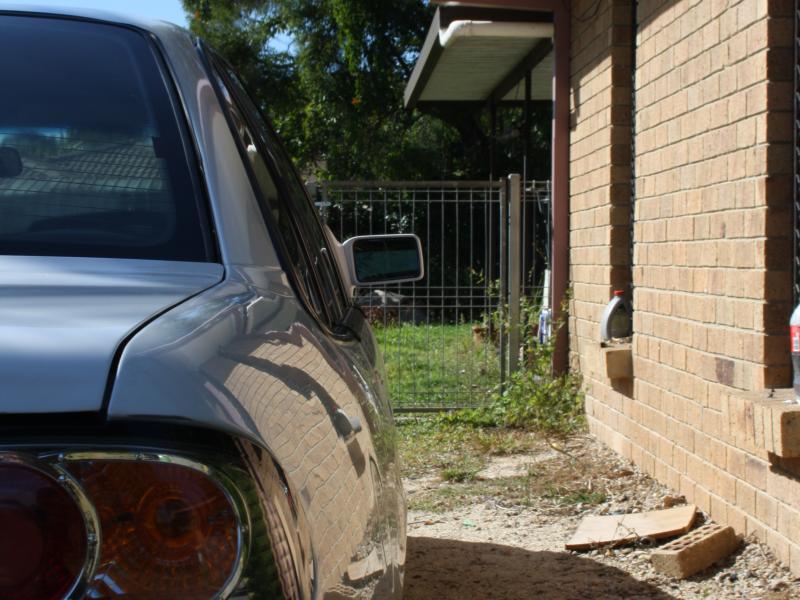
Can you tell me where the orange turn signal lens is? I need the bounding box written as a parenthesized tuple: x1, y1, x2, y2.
(67, 459, 242, 597)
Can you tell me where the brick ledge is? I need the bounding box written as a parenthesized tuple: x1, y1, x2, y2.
(602, 343, 632, 379)
(730, 389, 800, 458)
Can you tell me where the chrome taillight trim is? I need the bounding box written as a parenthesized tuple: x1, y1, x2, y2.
(0, 449, 252, 600)
(0, 452, 102, 600)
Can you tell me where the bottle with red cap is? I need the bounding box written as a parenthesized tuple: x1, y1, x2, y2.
(600, 289, 632, 343)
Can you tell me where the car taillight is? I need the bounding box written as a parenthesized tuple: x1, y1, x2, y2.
(0, 461, 91, 600)
(65, 458, 244, 598)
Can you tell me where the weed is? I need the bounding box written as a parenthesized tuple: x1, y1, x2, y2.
(421, 282, 585, 437)
(472, 429, 530, 456)
(398, 417, 614, 512)
(440, 462, 480, 483)
(441, 296, 584, 437)
(542, 486, 607, 506)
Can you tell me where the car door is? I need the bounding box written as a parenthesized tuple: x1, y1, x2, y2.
(204, 49, 404, 595)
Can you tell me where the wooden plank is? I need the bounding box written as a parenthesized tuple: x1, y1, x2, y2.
(565, 505, 697, 550)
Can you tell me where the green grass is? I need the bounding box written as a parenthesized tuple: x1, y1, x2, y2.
(373, 323, 499, 409)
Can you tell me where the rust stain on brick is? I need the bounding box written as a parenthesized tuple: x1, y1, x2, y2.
(715, 357, 735, 386)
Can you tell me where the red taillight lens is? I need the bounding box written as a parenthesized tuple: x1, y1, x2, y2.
(0, 463, 88, 600)
(68, 460, 241, 597)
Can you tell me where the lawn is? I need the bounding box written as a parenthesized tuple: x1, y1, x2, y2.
(372, 323, 499, 410)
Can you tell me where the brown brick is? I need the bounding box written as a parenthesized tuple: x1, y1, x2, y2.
(777, 502, 800, 541)
(727, 445, 747, 479)
(570, 0, 797, 578)
(603, 345, 633, 379)
(736, 480, 757, 514)
(756, 491, 779, 528)
(651, 524, 741, 579)
(746, 455, 768, 490)
(766, 469, 800, 510)
(772, 405, 800, 457)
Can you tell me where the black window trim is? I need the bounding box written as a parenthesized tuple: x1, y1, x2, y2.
(206, 47, 350, 315)
(197, 41, 355, 337)
(0, 10, 221, 264)
(145, 30, 220, 264)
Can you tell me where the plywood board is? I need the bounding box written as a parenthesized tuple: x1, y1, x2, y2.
(566, 504, 697, 550)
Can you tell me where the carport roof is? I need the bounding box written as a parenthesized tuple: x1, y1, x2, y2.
(404, 5, 554, 109)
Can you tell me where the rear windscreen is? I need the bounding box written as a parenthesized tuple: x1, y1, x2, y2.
(0, 16, 213, 261)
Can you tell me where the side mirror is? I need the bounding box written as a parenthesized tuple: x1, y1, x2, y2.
(342, 234, 424, 287)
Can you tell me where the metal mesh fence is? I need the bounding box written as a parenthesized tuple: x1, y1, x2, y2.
(318, 180, 551, 411)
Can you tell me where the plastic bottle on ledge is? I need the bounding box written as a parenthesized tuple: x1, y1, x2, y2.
(600, 290, 632, 343)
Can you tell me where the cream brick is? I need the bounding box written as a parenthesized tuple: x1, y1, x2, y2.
(570, 0, 795, 577)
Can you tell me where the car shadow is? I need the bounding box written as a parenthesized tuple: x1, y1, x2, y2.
(404, 536, 676, 600)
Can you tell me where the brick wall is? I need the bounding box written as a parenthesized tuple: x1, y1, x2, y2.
(569, 0, 635, 454)
(570, 0, 799, 572)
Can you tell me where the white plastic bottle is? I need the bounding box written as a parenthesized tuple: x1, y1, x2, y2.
(600, 290, 632, 343)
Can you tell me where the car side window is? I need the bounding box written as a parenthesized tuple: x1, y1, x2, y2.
(208, 51, 348, 327)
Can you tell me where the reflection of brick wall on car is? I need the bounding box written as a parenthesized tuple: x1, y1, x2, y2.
(203, 323, 374, 591)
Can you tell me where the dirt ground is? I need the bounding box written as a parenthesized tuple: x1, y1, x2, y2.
(397, 424, 800, 600)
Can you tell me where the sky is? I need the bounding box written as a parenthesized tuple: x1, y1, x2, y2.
(17, 1, 297, 53)
(18, 0, 189, 26)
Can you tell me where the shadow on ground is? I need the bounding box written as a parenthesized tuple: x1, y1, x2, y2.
(404, 536, 676, 600)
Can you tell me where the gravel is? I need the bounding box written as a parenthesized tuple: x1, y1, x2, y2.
(403, 435, 800, 599)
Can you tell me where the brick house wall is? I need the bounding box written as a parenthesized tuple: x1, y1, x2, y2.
(570, 0, 800, 572)
(569, 0, 635, 450)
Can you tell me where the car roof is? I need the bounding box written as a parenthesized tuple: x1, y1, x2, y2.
(0, 3, 186, 38)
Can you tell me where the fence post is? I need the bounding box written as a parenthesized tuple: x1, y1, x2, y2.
(508, 173, 522, 373)
(499, 179, 508, 391)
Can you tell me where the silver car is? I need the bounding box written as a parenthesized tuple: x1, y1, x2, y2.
(0, 6, 421, 599)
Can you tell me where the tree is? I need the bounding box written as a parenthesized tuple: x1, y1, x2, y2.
(183, 0, 550, 181)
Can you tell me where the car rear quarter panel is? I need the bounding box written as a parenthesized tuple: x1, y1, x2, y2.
(108, 267, 402, 597)
(106, 29, 404, 597)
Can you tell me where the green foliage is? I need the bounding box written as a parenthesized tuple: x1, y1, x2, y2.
(182, 0, 551, 180)
(484, 332, 584, 435)
(442, 293, 584, 437)
(184, 0, 458, 179)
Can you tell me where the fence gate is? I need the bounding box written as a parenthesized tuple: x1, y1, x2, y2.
(317, 178, 551, 411)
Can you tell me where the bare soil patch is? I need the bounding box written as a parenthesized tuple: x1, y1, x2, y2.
(398, 421, 800, 599)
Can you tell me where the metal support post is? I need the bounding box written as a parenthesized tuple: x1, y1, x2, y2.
(499, 178, 508, 390)
(508, 173, 522, 373)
